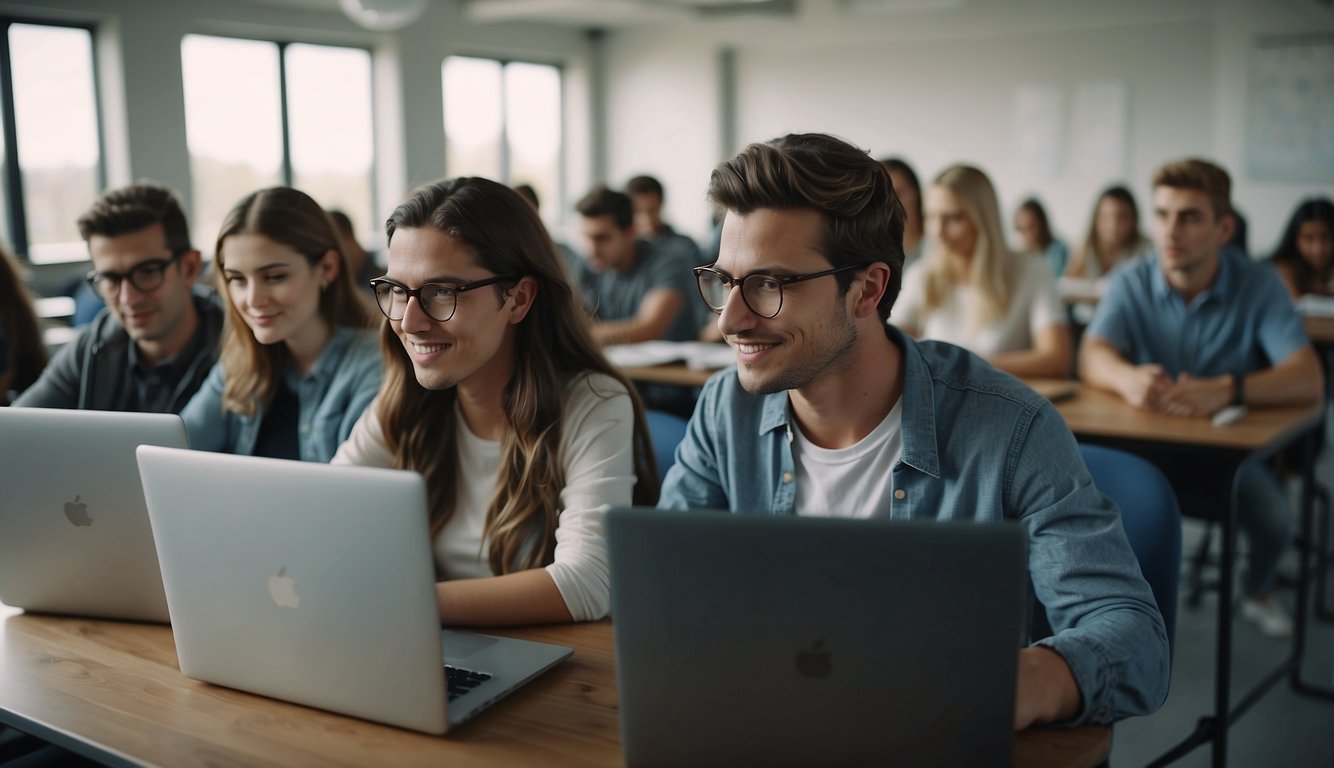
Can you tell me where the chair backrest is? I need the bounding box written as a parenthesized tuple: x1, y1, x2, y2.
(1079, 443, 1182, 651)
(645, 409, 689, 486)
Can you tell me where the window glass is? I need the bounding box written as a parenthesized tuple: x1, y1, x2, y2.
(286, 43, 375, 241)
(10, 24, 100, 263)
(181, 34, 283, 253)
(443, 56, 503, 180)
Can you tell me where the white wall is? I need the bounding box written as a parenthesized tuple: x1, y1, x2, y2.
(601, 0, 1334, 252)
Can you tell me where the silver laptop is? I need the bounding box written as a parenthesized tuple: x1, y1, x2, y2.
(606, 508, 1027, 768)
(136, 445, 572, 735)
(0, 408, 186, 622)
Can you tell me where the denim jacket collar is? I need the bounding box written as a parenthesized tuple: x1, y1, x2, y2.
(756, 326, 941, 478)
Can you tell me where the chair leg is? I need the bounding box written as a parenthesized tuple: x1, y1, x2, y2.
(1186, 522, 1215, 610)
(1313, 485, 1333, 622)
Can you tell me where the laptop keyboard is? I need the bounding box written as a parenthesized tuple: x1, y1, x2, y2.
(445, 665, 493, 701)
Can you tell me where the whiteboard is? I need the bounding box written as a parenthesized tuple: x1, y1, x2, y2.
(1245, 35, 1334, 182)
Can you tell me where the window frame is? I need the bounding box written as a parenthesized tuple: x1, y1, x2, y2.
(181, 32, 378, 248)
(443, 54, 565, 216)
(0, 16, 107, 264)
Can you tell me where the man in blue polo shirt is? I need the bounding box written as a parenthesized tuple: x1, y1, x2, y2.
(660, 134, 1168, 729)
(1080, 158, 1324, 637)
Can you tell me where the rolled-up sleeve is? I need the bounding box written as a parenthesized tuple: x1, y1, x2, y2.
(1012, 406, 1171, 724)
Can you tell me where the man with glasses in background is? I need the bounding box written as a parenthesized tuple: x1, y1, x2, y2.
(15, 182, 223, 412)
(661, 134, 1168, 730)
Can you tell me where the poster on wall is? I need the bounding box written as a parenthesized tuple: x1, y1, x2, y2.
(1245, 35, 1334, 182)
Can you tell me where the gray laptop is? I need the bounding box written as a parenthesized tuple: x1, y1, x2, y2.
(606, 508, 1027, 768)
(0, 408, 186, 622)
(136, 445, 572, 735)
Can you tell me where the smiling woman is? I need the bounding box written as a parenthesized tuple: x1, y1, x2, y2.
(179, 187, 381, 463)
(332, 177, 658, 627)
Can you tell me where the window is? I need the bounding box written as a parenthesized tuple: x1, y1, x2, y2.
(182, 35, 375, 255)
(0, 21, 104, 264)
(443, 56, 561, 219)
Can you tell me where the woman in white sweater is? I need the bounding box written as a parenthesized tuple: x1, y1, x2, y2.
(891, 164, 1071, 379)
(334, 177, 657, 626)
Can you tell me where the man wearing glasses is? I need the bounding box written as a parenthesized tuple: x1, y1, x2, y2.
(660, 134, 1168, 729)
(15, 183, 223, 412)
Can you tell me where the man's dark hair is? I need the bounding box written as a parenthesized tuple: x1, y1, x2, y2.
(77, 181, 192, 254)
(625, 175, 664, 201)
(576, 185, 634, 231)
(512, 183, 540, 210)
(710, 133, 906, 319)
(327, 209, 356, 238)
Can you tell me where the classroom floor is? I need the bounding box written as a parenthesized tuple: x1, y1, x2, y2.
(1111, 414, 1334, 767)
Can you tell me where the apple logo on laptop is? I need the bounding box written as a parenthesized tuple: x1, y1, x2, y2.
(795, 639, 831, 678)
(267, 567, 301, 609)
(64, 495, 92, 527)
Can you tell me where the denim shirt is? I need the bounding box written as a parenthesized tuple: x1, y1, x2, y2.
(181, 327, 382, 462)
(660, 328, 1169, 725)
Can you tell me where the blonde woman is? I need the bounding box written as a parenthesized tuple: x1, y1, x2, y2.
(891, 164, 1071, 378)
(333, 177, 657, 626)
(181, 187, 380, 461)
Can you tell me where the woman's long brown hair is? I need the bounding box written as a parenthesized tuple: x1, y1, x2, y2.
(0, 246, 47, 400)
(379, 177, 658, 574)
(213, 187, 371, 415)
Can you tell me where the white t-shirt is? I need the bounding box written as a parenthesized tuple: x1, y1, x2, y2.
(331, 372, 635, 621)
(891, 253, 1067, 357)
(793, 398, 903, 518)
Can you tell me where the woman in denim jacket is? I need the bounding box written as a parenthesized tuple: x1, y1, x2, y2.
(181, 187, 380, 462)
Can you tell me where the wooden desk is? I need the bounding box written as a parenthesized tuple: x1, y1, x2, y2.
(0, 605, 1109, 768)
(1031, 380, 1326, 767)
(619, 363, 717, 388)
(1304, 314, 1334, 349)
(1030, 380, 1324, 452)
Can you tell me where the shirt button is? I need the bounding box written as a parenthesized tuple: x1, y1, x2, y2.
(301, 424, 311, 434)
(782, 472, 793, 483)
(894, 489, 906, 500)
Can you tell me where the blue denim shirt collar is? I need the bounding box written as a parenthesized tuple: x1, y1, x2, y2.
(755, 326, 941, 478)
(1149, 248, 1235, 309)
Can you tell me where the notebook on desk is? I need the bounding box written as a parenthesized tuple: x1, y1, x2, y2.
(136, 446, 572, 735)
(606, 508, 1027, 768)
(0, 408, 186, 622)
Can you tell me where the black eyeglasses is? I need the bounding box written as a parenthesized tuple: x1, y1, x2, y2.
(693, 261, 873, 318)
(86, 251, 185, 297)
(369, 274, 520, 323)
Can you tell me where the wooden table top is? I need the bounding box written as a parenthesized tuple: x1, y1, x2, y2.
(1305, 314, 1334, 346)
(619, 362, 719, 388)
(1027, 379, 1325, 452)
(0, 605, 1110, 768)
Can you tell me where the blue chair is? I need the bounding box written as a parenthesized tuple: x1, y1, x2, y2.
(1080, 443, 1183, 650)
(644, 409, 689, 486)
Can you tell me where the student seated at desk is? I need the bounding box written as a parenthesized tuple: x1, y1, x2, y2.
(573, 185, 697, 346)
(1269, 197, 1333, 300)
(1080, 158, 1325, 637)
(333, 178, 657, 626)
(181, 187, 380, 463)
(1014, 197, 1069, 277)
(0, 245, 46, 405)
(15, 182, 224, 412)
(891, 164, 1071, 379)
(666, 133, 1168, 729)
(1065, 185, 1152, 281)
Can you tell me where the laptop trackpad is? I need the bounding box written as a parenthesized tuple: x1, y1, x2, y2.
(443, 630, 498, 659)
